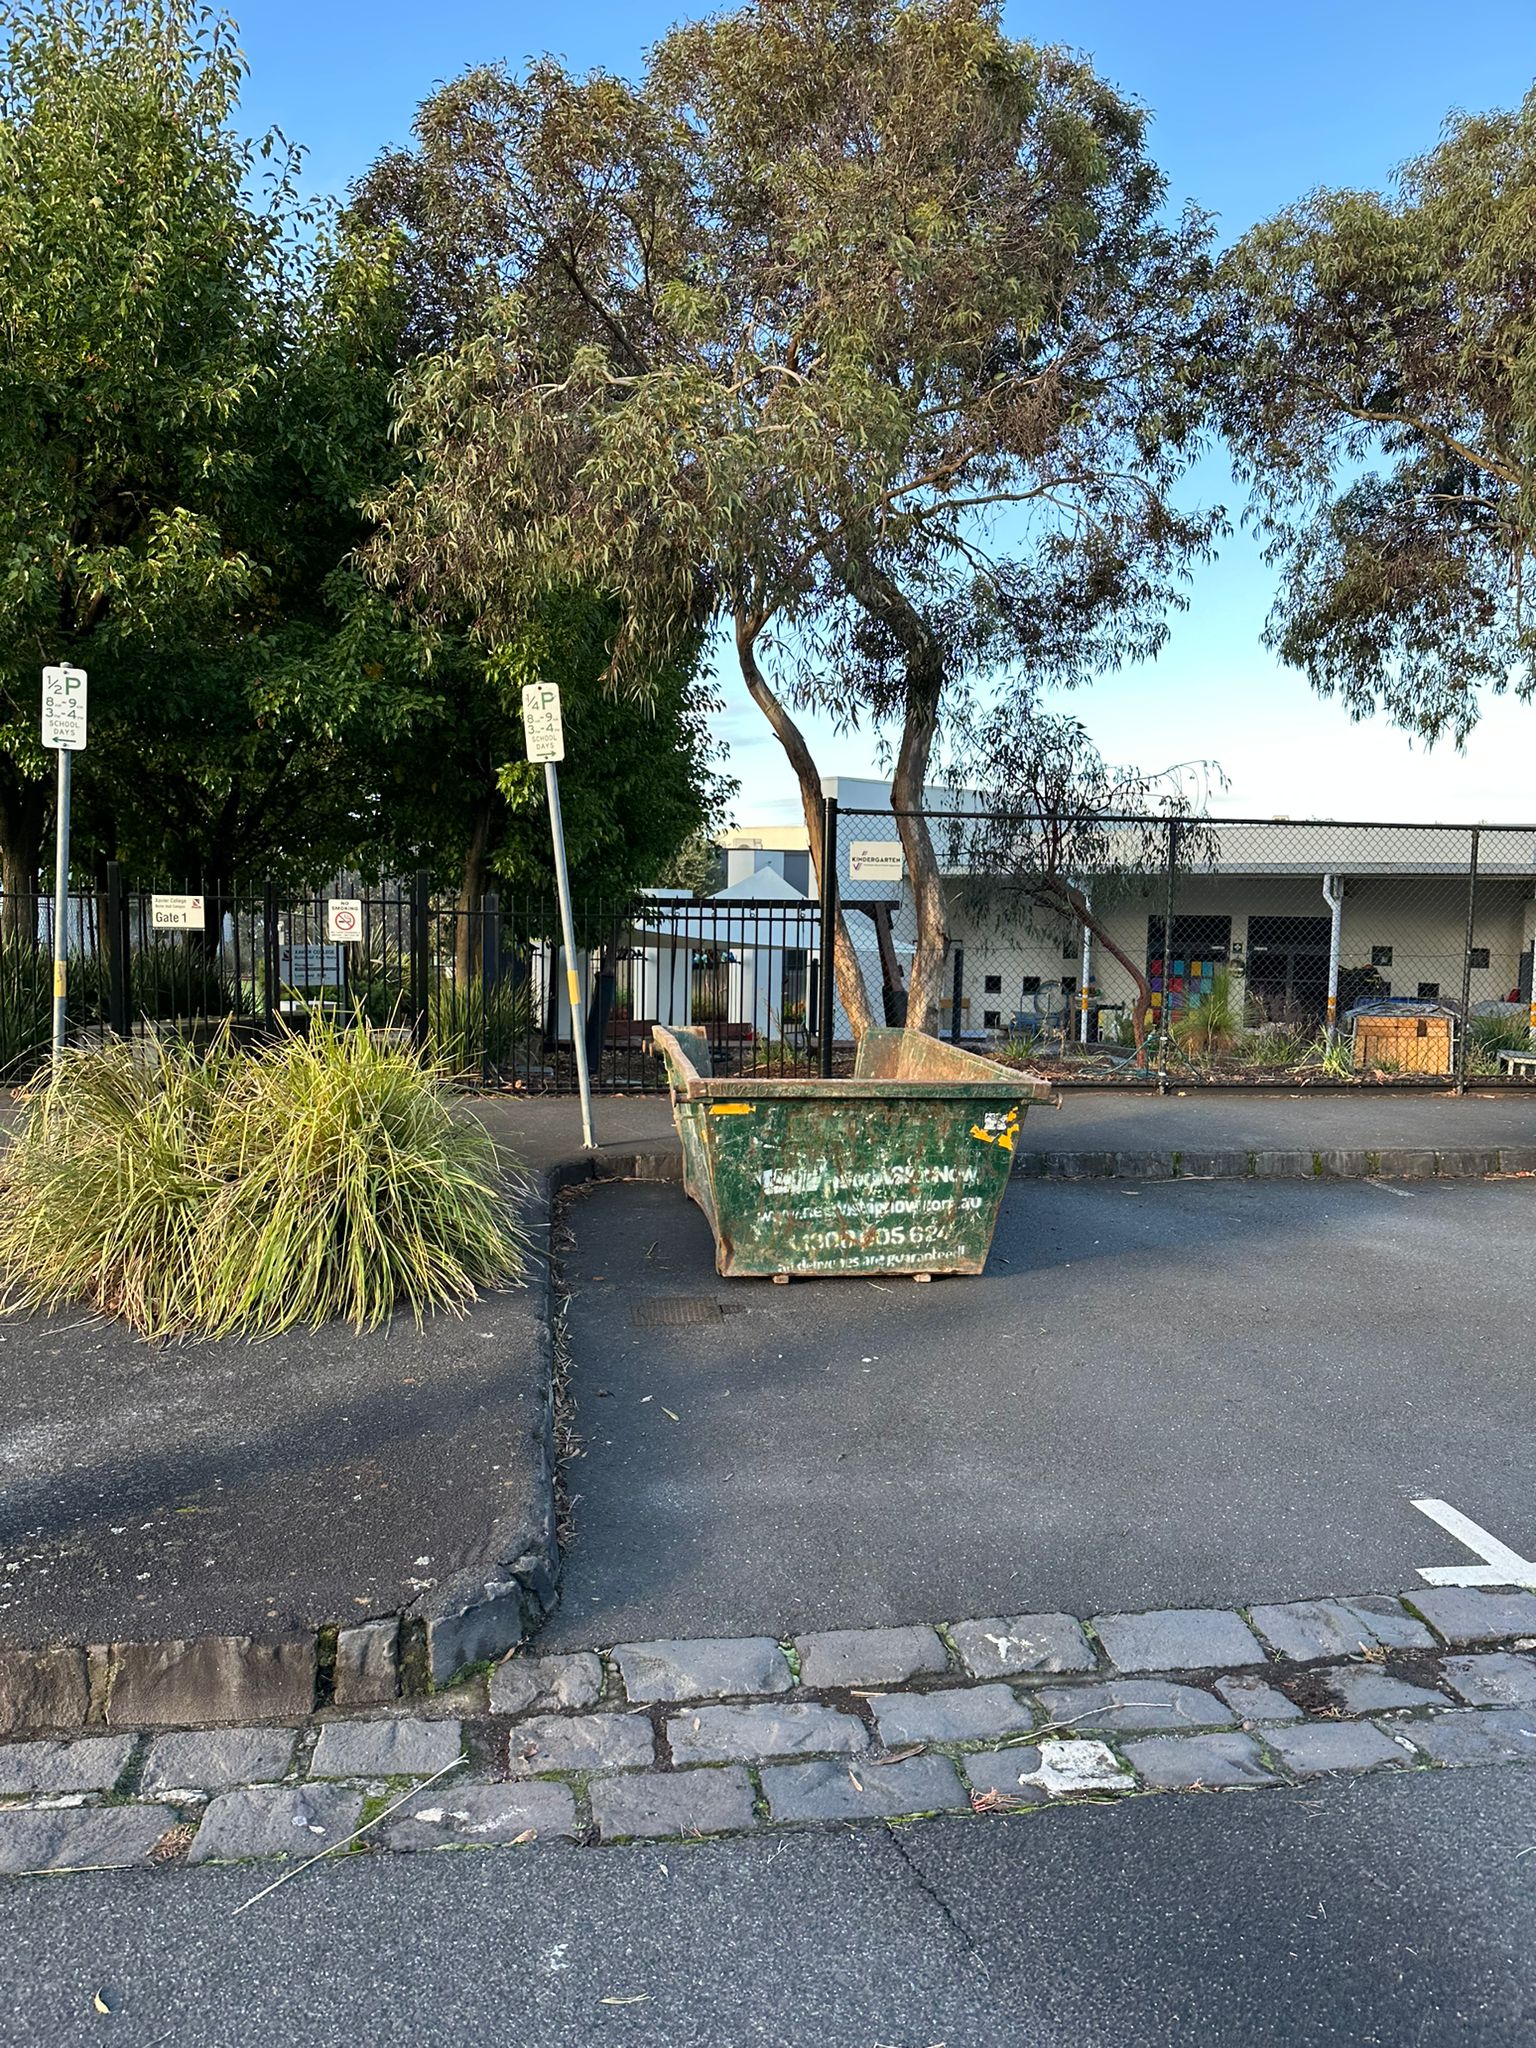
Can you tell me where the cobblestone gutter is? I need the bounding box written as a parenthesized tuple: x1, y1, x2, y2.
(2, 1586, 1533, 1877)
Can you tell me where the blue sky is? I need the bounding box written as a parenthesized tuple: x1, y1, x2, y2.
(236, 0, 1536, 823)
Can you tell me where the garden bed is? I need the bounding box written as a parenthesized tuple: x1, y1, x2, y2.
(0, 1284, 557, 1724)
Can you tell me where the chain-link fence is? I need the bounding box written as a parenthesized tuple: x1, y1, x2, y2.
(826, 804, 1536, 1089)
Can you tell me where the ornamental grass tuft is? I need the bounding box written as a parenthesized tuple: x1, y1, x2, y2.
(0, 1020, 528, 1340)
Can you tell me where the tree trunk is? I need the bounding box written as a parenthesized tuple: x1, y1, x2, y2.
(0, 780, 47, 946)
(734, 613, 875, 1041)
(1056, 881, 1153, 1069)
(454, 798, 496, 986)
(837, 564, 950, 1034)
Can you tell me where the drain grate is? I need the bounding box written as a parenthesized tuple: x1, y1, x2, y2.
(630, 1296, 746, 1328)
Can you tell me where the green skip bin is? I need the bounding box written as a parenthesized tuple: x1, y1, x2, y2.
(652, 1025, 1056, 1281)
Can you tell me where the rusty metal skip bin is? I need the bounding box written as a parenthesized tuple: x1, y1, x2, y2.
(651, 1024, 1056, 1280)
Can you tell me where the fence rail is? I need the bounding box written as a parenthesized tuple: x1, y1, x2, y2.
(0, 868, 824, 1094)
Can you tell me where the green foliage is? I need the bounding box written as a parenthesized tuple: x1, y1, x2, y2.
(1213, 87, 1536, 742)
(0, 0, 417, 895)
(0, 937, 49, 1082)
(1173, 969, 1241, 1058)
(361, 0, 1217, 1027)
(0, 1022, 528, 1339)
(1466, 1011, 1533, 1074)
(1236, 1023, 1308, 1069)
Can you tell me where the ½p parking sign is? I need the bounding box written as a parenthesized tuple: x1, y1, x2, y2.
(42, 665, 88, 751)
(521, 682, 565, 763)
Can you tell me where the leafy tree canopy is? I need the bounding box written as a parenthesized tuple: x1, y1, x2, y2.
(1213, 88, 1536, 745)
(363, 0, 1217, 1031)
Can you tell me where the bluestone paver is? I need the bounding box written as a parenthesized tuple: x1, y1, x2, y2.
(762, 1754, 968, 1823)
(590, 1766, 757, 1841)
(1440, 1653, 1536, 1708)
(489, 1653, 603, 1718)
(1337, 1596, 1435, 1651)
(1092, 1609, 1264, 1673)
(1033, 1679, 1233, 1733)
(1249, 1600, 1390, 1663)
(188, 1784, 364, 1863)
(1267, 1720, 1412, 1777)
(872, 1684, 1034, 1748)
(965, 1738, 1130, 1800)
(1407, 1709, 1536, 1766)
(1317, 1667, 1449, 1715)
(615, 1637, 792, 1703)
(667, 1702, 867, 1766)
(0, 1805, 176, 1876)
(0, 1734, 132, 1798)
(139, 1727, 296, 1795)
(384, 1780, 578, 1849)
(793, 1627, 947, 1689)
(1213, 1674, 1302, 1723)
(1122, 1732, 1279, 1790)
(1411, 1589, 1536, 1645)
(947, 1614, 1095, 1678)
(309, 1717, 462, 1779)
(508, 1712, 654, 1775)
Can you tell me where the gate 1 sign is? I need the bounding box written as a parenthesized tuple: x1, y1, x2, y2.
(41, 665, 88, 751)
(327, 899, 363, 943)
(151, 894, 205, 931)
(521, 681, 565, 763)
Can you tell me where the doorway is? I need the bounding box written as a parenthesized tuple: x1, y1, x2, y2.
(1246, 915, 1332, 1023)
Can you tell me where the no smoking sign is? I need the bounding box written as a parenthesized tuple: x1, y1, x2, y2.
(327, 898, 363, 943)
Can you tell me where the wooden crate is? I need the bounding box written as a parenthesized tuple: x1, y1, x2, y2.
(1351, 1013, 1455, 1075)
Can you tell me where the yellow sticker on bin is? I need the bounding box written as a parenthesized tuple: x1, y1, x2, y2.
(709, 1103, 754, 1116)
(970, 1107, 1019, 1151)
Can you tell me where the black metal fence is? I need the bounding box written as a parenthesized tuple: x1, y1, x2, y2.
(0, 868, 824, 1093)
(825, 802, 1536, 1090)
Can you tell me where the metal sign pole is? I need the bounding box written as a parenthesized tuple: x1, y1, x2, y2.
(544, 759, 594, 1150)
(41, 663, 87, 1063)
(51, 744, 71, 1062)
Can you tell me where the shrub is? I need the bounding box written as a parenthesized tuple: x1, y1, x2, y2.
(0, 1020, 528, 1340)
(1172, 969, 1241, 1058)
(0, 938, 51, 1083)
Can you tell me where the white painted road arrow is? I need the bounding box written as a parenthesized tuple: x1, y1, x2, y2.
(1411, 1498, 1536, 1590)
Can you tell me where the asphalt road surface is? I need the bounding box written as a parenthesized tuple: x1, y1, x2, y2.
(545, 1175, 1536, 1645)
(6, 1764, 1535, 2047)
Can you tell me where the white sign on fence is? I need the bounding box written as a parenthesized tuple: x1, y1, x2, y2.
(151, 893, 205, 931)
(41, 665, 88, 751)
(848, 840, 905, 883)
(521, 681, 565, 763)
(327, 898, 363, 943)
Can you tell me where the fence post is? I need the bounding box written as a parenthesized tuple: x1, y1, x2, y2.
(262, 877, 278, 1035)
(1156, 817, 1181, 1095)
(481, 890, 500, 1085)
(105, 861, 129, 1039)
(410, 869, 430, 1051)
(818, 795, 838, 1078)
(949, 944, 964, 1045)
(1457, 827, 1480, 1095)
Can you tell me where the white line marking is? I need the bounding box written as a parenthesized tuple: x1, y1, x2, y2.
(1411, 1498, 1536, 1590)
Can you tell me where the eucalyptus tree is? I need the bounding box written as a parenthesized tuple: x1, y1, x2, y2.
(364, 0, 1216, 1033)
(1213, 87, 1536, 742)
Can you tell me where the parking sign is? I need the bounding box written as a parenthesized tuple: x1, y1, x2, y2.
(42, 665, 88, 751)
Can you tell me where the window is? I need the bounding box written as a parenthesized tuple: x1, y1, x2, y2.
(1371, 945, 1393, 967)
(1062, 940, 1078, 960)
(1470, 947, 1490, 970)
(1418, 981, 1440, 1000)
(983, 1009, 1001, 1030)
(1060, 976, 1076, 994)
(1020, 976, 1040, 996)
(984, 973, 1002, 995)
